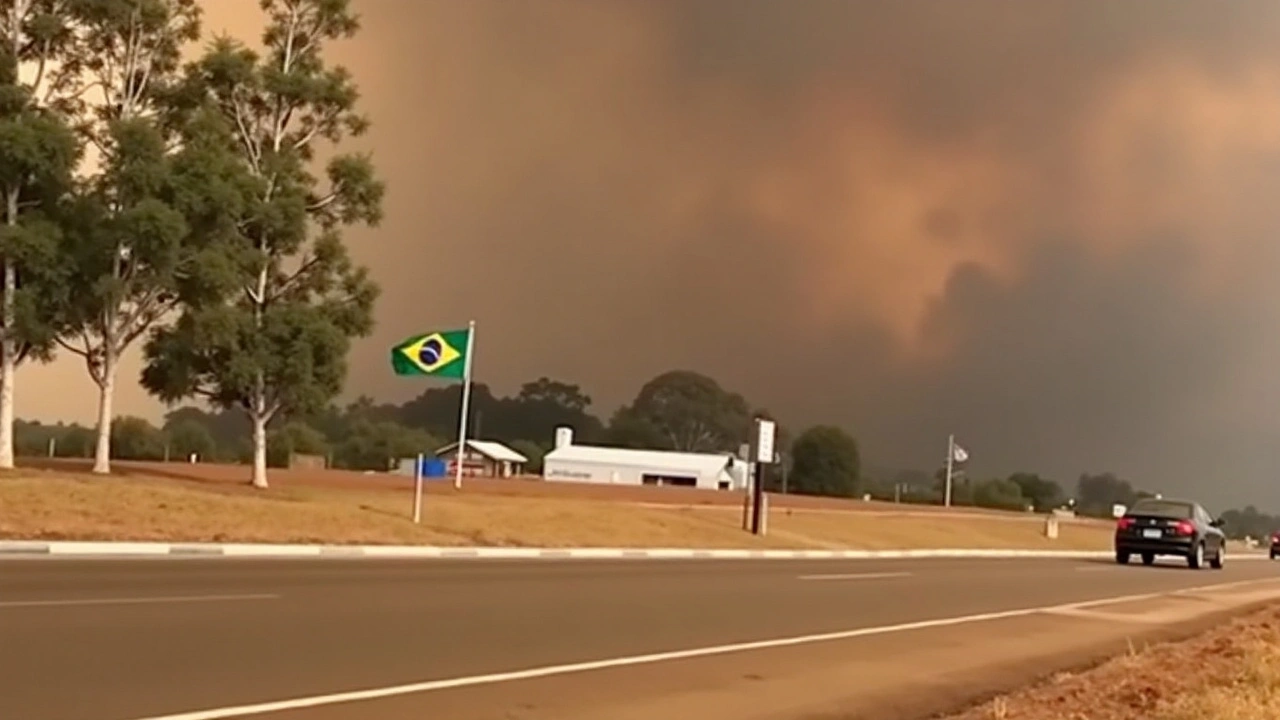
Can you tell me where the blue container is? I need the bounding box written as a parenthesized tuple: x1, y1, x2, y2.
(421, 457, 448, 478)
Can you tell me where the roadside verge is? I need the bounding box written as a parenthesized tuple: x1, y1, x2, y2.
(0, 538, 1271, 561)
(944, 591, 1280, 720)
(1, 472, 1115, 551)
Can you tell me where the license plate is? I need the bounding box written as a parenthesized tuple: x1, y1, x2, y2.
(1142, 529, 1163, 539)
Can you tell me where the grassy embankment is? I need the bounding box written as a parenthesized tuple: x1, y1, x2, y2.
(947, 604, 1280, 720)
(0, 467, 1115, 549)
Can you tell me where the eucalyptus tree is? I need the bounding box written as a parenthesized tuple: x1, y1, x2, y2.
(56, 0, 252, 474)
(0, 1, 80, 468)
(142, 0, 382, 488)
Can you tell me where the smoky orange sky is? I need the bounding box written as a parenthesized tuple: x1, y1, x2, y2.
(23, 1, 1280, 506)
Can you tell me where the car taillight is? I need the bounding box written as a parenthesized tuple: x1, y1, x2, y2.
(1175, 520, 1195, 535)
(1117, 518, 1135, 530)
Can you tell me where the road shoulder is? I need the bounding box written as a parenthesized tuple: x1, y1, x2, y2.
(944, 598, 1280, 720)
(176, 578, 1280, 720)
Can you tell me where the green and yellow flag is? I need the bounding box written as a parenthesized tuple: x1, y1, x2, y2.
(391, 329, 470, 379)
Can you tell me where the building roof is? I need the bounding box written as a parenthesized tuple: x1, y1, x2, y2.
(436, 439, 528, 463)
(543, 444, 735, 476)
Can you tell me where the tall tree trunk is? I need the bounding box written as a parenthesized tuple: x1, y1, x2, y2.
(91, 349, 116, 475)
(249, 261, 269, 489)
(0, 189, 17, 470)
(0, 262, 14, 471)
(250, 406, 268, 489)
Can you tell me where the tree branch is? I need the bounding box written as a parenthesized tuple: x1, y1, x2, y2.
(263, 398, 283, 425)
(55, 333, 92, 360)
(116, 288, 174, 350)
(270, 252, 320, 301)
(291, 123, 321, 151)
(307, 189, 339, 212)
(227, 94, 263, 175)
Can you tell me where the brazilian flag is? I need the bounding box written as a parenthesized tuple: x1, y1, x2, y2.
(391, 329, 470, 379)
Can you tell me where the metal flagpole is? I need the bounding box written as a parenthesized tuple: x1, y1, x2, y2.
(944, 433, 954, 508)
(453, 320, 477, 490)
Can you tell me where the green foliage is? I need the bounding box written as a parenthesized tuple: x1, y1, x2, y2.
(57, 0, 201, 129)
(1218, 506, 1280, 541)
(0, 25, 81, 365)
(266, 420, 329, 467)
(110, 415, 166, 459)
(14, 419, 93, 457)
(398, 381, 606, 447)
(1006, 472, 1064, 512)
(517, 377, 591, 413)
(164, 417, 216, 460)
(608, 370, 754, 453)
(332, 418, 437, 472)
(1075, 472, 1141, 518)
(788, 425, 860, 498)
(49, 0, 253, 474)
(57, 108, 248, 368)
(971, 477, 1028, 511)
(139, 0, 383, 487)
(508, 439, 545, 473)
(162, 405, 248, 460)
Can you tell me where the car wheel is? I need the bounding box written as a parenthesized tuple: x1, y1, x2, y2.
(1115, 550, 1131, 565)
(1210, 543, 1224, 570)
(1141, 553, 1155, 566)
(1187, 541, 1204, 569)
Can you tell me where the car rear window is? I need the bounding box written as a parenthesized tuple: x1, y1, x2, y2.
(1128, 500, 1193, 519)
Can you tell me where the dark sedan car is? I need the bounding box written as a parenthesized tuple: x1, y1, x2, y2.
(1114, 498, 1226, 569)
(1270, 532, 1279, 560)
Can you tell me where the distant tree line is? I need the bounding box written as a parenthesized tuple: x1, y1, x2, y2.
(16, 370, 775, 473)
(23, 364, 1270, 520)
(1218, 507, 1280, 541)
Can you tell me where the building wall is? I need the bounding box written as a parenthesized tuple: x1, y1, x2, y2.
(438, 447, 521, 478)
(543, 459, 726, 490)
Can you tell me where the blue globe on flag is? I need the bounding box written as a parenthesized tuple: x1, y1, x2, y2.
(418, 339, 443, 366)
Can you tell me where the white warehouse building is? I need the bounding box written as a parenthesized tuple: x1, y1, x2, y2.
(541, 426, 748, 491)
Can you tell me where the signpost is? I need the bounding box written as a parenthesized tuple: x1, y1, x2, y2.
(412, 453, 425, 524)
(749, 418, 777, 535)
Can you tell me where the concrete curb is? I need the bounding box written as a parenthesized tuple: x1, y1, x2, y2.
(0, 540, 1268, 561)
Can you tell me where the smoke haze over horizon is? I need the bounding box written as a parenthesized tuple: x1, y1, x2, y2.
(21, 0, 1280, 507)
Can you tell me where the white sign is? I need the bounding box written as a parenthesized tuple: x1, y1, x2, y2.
(754, 419, 776, 464)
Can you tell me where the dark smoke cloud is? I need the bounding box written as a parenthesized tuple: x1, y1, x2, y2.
(28, 0, 1280, 506)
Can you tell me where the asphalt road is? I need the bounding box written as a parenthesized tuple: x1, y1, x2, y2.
(1, 555, 1276, 720)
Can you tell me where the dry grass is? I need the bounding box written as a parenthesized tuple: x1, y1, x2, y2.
(946, 605, 1280, 720)
(768, 506, 1111, 550)
(0, 470, 1114, 550)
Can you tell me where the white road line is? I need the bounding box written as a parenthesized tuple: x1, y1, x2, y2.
(0, 593, 279, 609)
(120, 577, 1280, 720)
(798, 572, 912, 581)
